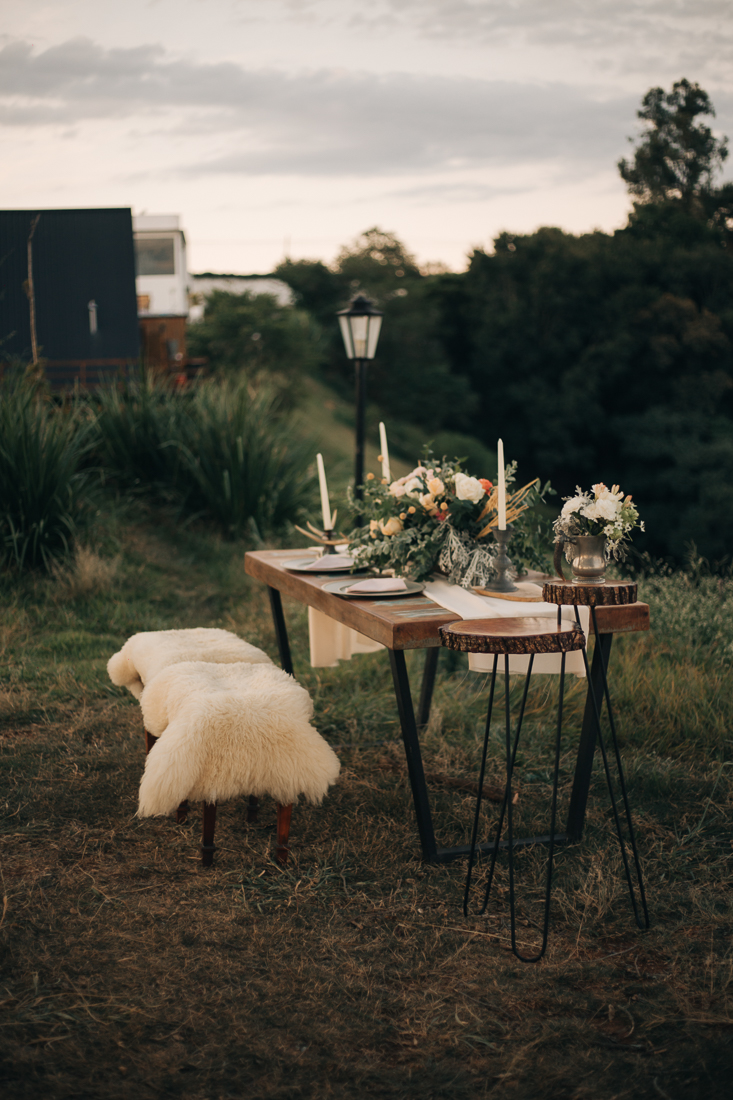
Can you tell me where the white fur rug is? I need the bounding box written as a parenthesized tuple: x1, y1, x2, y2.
(138, 661, 341, 816)
(108, 628, 272, 699)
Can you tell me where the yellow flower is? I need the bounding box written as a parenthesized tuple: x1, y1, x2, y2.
(377, 454, 383, 462)
(381, 478, 388, 484)
(379, 516, 404, 536)
(440, 502, 448, 511)
(399, 512, 406, 520)
(366, 472, 375, 480)
(408, 506, 416, 514)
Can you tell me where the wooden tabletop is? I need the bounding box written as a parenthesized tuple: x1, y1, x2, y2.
(244, 550, 650, 651)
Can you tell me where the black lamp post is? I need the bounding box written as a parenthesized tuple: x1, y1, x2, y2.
(336, 294, 383, 522)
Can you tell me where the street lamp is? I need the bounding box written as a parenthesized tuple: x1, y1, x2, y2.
(336, 294, 383, 520)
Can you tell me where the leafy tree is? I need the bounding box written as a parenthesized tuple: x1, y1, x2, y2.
(186, 290, 322, 399)
(618, 79, 729, 212)
(275, 228, 477, 431)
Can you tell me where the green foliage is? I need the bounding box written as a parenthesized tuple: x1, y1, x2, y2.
(275, 228, 478, 432)
(186, 290, 322, 394)
(93, 371, 185, 494)
(0, 376, 94, 571)
(347, 453, 552, 583)
(173, 381, 315, 538)
(440, 217, 733, 561)
(93, 373, 314, 538)
(618, 79, 729, 210)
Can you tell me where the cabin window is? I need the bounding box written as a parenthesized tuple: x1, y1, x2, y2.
(135, 238, 175, 276)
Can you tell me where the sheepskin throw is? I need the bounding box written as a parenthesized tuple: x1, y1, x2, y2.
(108, 628, 272, 700)
(138, 661, 341, 816)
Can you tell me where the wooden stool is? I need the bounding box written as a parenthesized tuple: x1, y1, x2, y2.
(441, 617, 585, 962)
(143, 728, 293, 867)
(440, 608, 648, 962)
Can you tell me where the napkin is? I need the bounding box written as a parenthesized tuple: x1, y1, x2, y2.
(344, 578, 408, 594)
(298, 554, 354, 571)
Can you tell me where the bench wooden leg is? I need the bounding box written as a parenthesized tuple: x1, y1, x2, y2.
(201, 802, 217, 867)
(247, 795, 259, 824)
(176, 800, 189, 824)
(274, 803, 293, 866)
(144, 728, 156, 755)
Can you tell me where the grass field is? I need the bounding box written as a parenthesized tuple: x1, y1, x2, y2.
(0, 507, 731, 1099)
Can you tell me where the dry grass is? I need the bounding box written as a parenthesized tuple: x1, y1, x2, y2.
(0, 515, 731, 1099)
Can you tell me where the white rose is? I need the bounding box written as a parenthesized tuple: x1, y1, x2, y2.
(454, 473, 485, 503)
(379, 516, 403, 536)
(418, 492, 437, 512)
(594, 497, 619, 521)
(561, 496, 585, 516)
(581, 501, 602, 521)
(403, 477, 423, 496)
(427, 477, 444, 497)
(389, 481, 407, 498)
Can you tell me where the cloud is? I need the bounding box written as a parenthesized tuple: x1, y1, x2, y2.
(341, 0, 733, 65)
(0, 37, 635, 179)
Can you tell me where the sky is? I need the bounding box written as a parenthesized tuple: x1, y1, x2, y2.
(1, 0, 732, 274)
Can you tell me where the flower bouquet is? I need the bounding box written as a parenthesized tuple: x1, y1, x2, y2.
(553, 483, 644, 566)
(347, 454, 552, 586)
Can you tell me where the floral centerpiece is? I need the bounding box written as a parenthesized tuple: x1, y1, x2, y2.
(553, 483, 644, 562)
(347, 454, 552, 586)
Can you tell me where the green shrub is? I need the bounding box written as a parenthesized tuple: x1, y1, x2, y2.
(93, 373, 314, 537)
(0, 378, 94, 570)
(166, 380, 313, 537)
(93, 371, 185, 494)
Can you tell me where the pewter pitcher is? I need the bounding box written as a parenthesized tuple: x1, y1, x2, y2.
(553, 534, 607, 585)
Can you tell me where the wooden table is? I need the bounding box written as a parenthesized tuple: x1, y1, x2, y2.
(245, 549, 650, 864)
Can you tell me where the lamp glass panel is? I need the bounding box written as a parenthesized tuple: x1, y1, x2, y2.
(338, 315, 355, 359)
(366, 314, 382, 359)
(349, 315, 369, 358)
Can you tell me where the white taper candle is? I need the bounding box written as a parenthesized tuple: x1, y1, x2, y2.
(316, 453, 332, 530)
(379, 421, 391, 482)
(497, 439, 506, 531)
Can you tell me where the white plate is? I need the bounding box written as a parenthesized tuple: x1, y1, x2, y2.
(322, 578, 425, 599)
(284, 556, 359, 574)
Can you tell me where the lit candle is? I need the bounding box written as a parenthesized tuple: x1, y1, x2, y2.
(497, 439, 506, 530)
(379, 421, 391, 482)
(316, 453, 332, 530)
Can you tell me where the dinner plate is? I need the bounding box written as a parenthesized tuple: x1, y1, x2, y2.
(322, 578, 425, 599)
(283, 556, 360, 574)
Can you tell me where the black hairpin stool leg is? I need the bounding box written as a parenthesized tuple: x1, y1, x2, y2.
(506, 653, 565, 962)
(578, 606, 649, 929)
(465, 652, 564, 962)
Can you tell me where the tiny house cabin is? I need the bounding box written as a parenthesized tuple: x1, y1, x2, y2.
(0, 208, 139, 388)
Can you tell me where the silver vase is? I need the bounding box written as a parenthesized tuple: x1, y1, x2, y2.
(554, 534, 607, 584)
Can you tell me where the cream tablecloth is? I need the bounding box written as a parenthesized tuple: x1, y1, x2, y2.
(308, 576, 589, 674)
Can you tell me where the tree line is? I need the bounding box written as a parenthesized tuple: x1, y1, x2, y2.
(190, 80, 733, 564)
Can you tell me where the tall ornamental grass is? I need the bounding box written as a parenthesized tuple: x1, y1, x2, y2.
(176, 381, 314, 538)
(0, 378, 94, 570)
(93, 373, 314, 537)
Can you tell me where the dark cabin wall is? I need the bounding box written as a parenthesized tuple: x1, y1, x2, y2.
(0, 208, 139, 362)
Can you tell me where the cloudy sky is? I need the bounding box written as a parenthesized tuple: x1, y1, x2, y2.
(2, 0, 732, 272)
